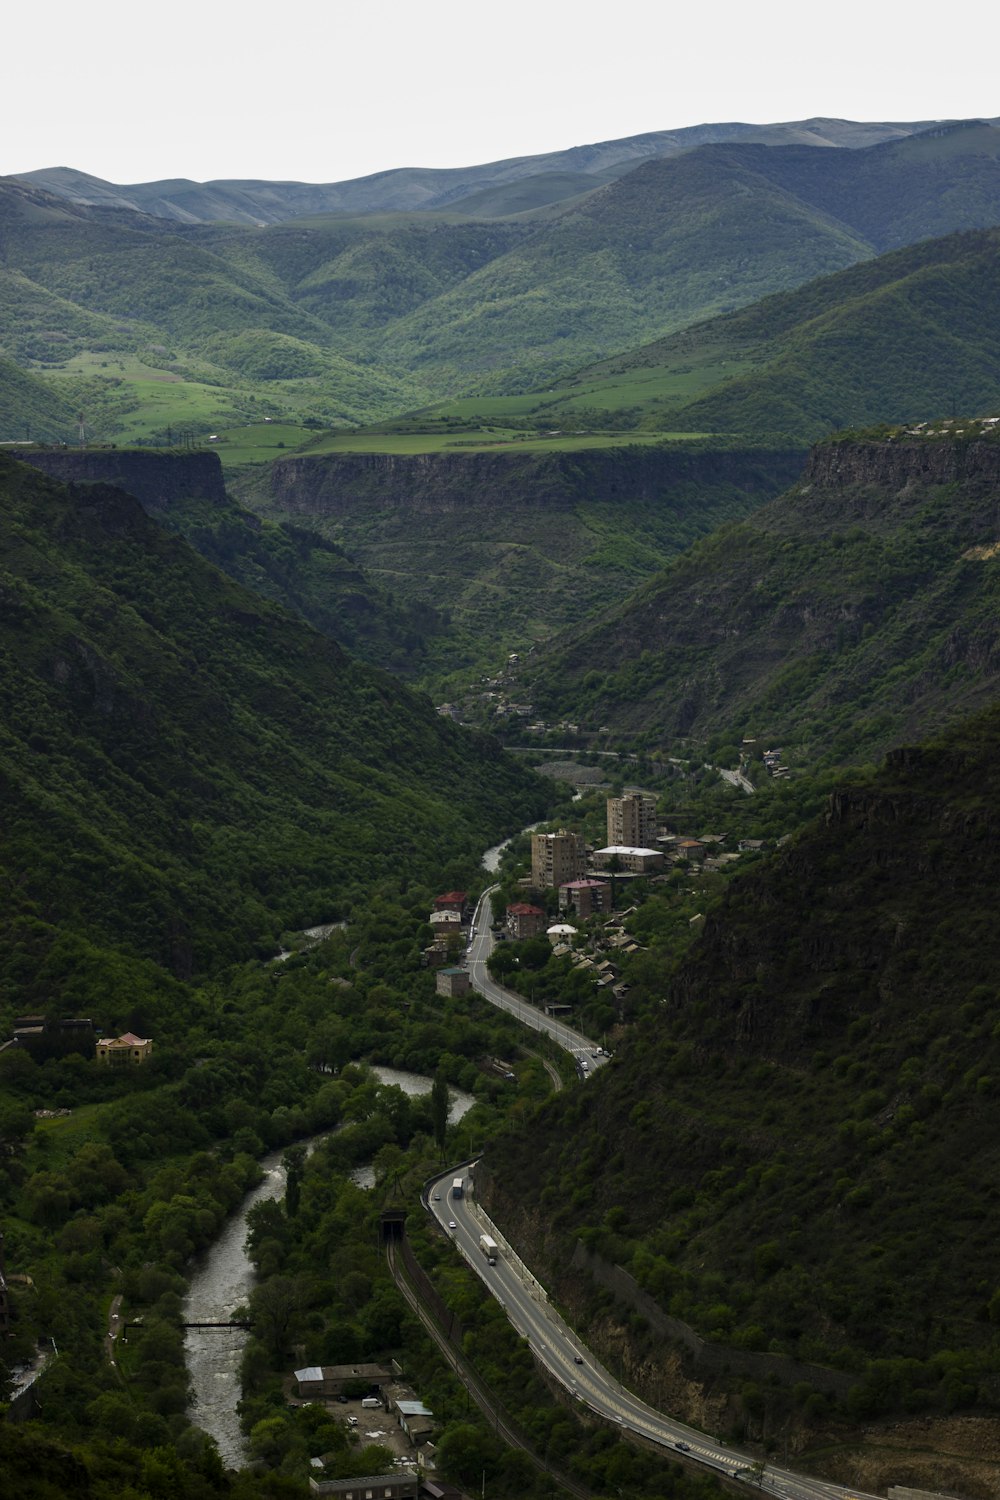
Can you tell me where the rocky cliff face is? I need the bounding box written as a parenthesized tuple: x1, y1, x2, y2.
(260, 445, 805, 519)
(239, 444, 805, 652)
(801, 437, 1000, 493)
(16, 449, 228, 514)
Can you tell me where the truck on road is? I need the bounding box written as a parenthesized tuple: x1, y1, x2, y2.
(452, 1177, 464, 1198)
(479, 1234, 498, 1265)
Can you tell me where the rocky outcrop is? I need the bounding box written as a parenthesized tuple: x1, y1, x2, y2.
(801, 438, 1000, 493)
(16, 449, 228, 514)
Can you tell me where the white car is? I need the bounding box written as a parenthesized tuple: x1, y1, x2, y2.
(448, 1219, 457, 1230)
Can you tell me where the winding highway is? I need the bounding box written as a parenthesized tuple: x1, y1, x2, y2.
(426, 1168, 880, 1500)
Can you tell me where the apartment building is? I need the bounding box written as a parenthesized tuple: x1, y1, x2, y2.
(531, 829, 587, 889)
(606, 792, 658, 849)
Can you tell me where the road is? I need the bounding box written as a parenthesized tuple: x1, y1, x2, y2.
(425, 1168, 879, 1500)
(466, 886, 609, 1077)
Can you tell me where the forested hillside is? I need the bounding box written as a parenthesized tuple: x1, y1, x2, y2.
(0, 452, 548, 1008)
(17, 447, 446, 678)
(479, 700, 1000, 1494)
(522, 429, 1000, 760)
(554, 226, 1000, 442)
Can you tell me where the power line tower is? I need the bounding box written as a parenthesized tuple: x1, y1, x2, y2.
(77, 412, 87, 450)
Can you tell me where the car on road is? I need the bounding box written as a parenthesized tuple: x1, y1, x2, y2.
(674, 1441, 691, 1452)
(432, 1193, 440, 1201)
(573, 1355, 584, 1365)
(448, 1220, 457, 1229)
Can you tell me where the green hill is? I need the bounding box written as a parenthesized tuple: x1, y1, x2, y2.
(8, 124, 1000, 442)
(0, 352, 77, 441)
(0, 452, 547, 999)
(520, 429, 1000, 761)
(479, 699, 1000, 1491)
(567, 226, 1000, 442)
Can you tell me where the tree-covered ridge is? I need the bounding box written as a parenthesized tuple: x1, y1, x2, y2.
(480, 700, 1000, 1445)
(0, 452, 548, 1000)
(6, 124, 1000, 443)
(16, 447, 449, 679)
(519, 434, 1000, 760)
(533, 226, 1000, 443)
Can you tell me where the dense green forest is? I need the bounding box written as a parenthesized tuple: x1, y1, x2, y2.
(0, 453, 548, 1008)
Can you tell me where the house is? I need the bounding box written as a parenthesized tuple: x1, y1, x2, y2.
(675, 839, 706, 862)
(592, 845, 664, 875)
(547, 922, 578, 946)
(422, 944, 452, 969)
(738, 838, 766, 853)
(95, 1032, 152, 1066)
(559, 878, 610, 918)
(428, 911, 462, 939)
(433, 891, 467, 916)
(505, 903, 546, 940)
(11, 1016, 94, 1059)
(294, 1362, 396, 1399)
(394, 1398, 434, 1441)
(435, 968, 470, 998)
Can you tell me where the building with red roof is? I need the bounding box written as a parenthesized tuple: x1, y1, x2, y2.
(505, 902, 546, 940)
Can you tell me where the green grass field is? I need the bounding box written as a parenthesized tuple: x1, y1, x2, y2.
(299, 428, 712, 456)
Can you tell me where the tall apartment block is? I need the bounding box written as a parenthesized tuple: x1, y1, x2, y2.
(531, 829, 587, 888)
(606, 792, 658, 848)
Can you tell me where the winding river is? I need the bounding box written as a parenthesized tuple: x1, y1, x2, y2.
(184, 1067, 475, 1466)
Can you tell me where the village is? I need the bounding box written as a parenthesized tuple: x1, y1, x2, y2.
(421, 789, 776, 1038)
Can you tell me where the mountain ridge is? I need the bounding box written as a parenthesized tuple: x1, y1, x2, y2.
(12, 116, 957, 224)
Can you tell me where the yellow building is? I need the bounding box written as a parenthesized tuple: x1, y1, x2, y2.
(96, 1031, 152, 1065)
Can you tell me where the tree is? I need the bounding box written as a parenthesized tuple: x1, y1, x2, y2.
(431, 1070, 450, 1151)
(249, 1274, 305, 1363)
(283, 1144, 306, 1219)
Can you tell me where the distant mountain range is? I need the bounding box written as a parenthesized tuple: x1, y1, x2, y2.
(5, 119, 1000, 442)
(11, 117, 960, 224)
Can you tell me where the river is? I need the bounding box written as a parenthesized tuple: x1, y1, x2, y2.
(184, 1068, 475, 1466)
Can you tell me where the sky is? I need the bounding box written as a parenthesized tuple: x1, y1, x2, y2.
(4, 0, 998, 185)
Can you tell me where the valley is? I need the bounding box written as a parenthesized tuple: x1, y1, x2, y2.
(5, 109, 1000, 1500)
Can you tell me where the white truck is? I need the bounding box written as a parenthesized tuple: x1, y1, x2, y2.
(479, 1233, 498, 1265)
(452, 1177, 464, 1198)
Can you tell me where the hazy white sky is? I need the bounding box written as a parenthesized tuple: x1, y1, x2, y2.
(4, 0, 997, 185)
